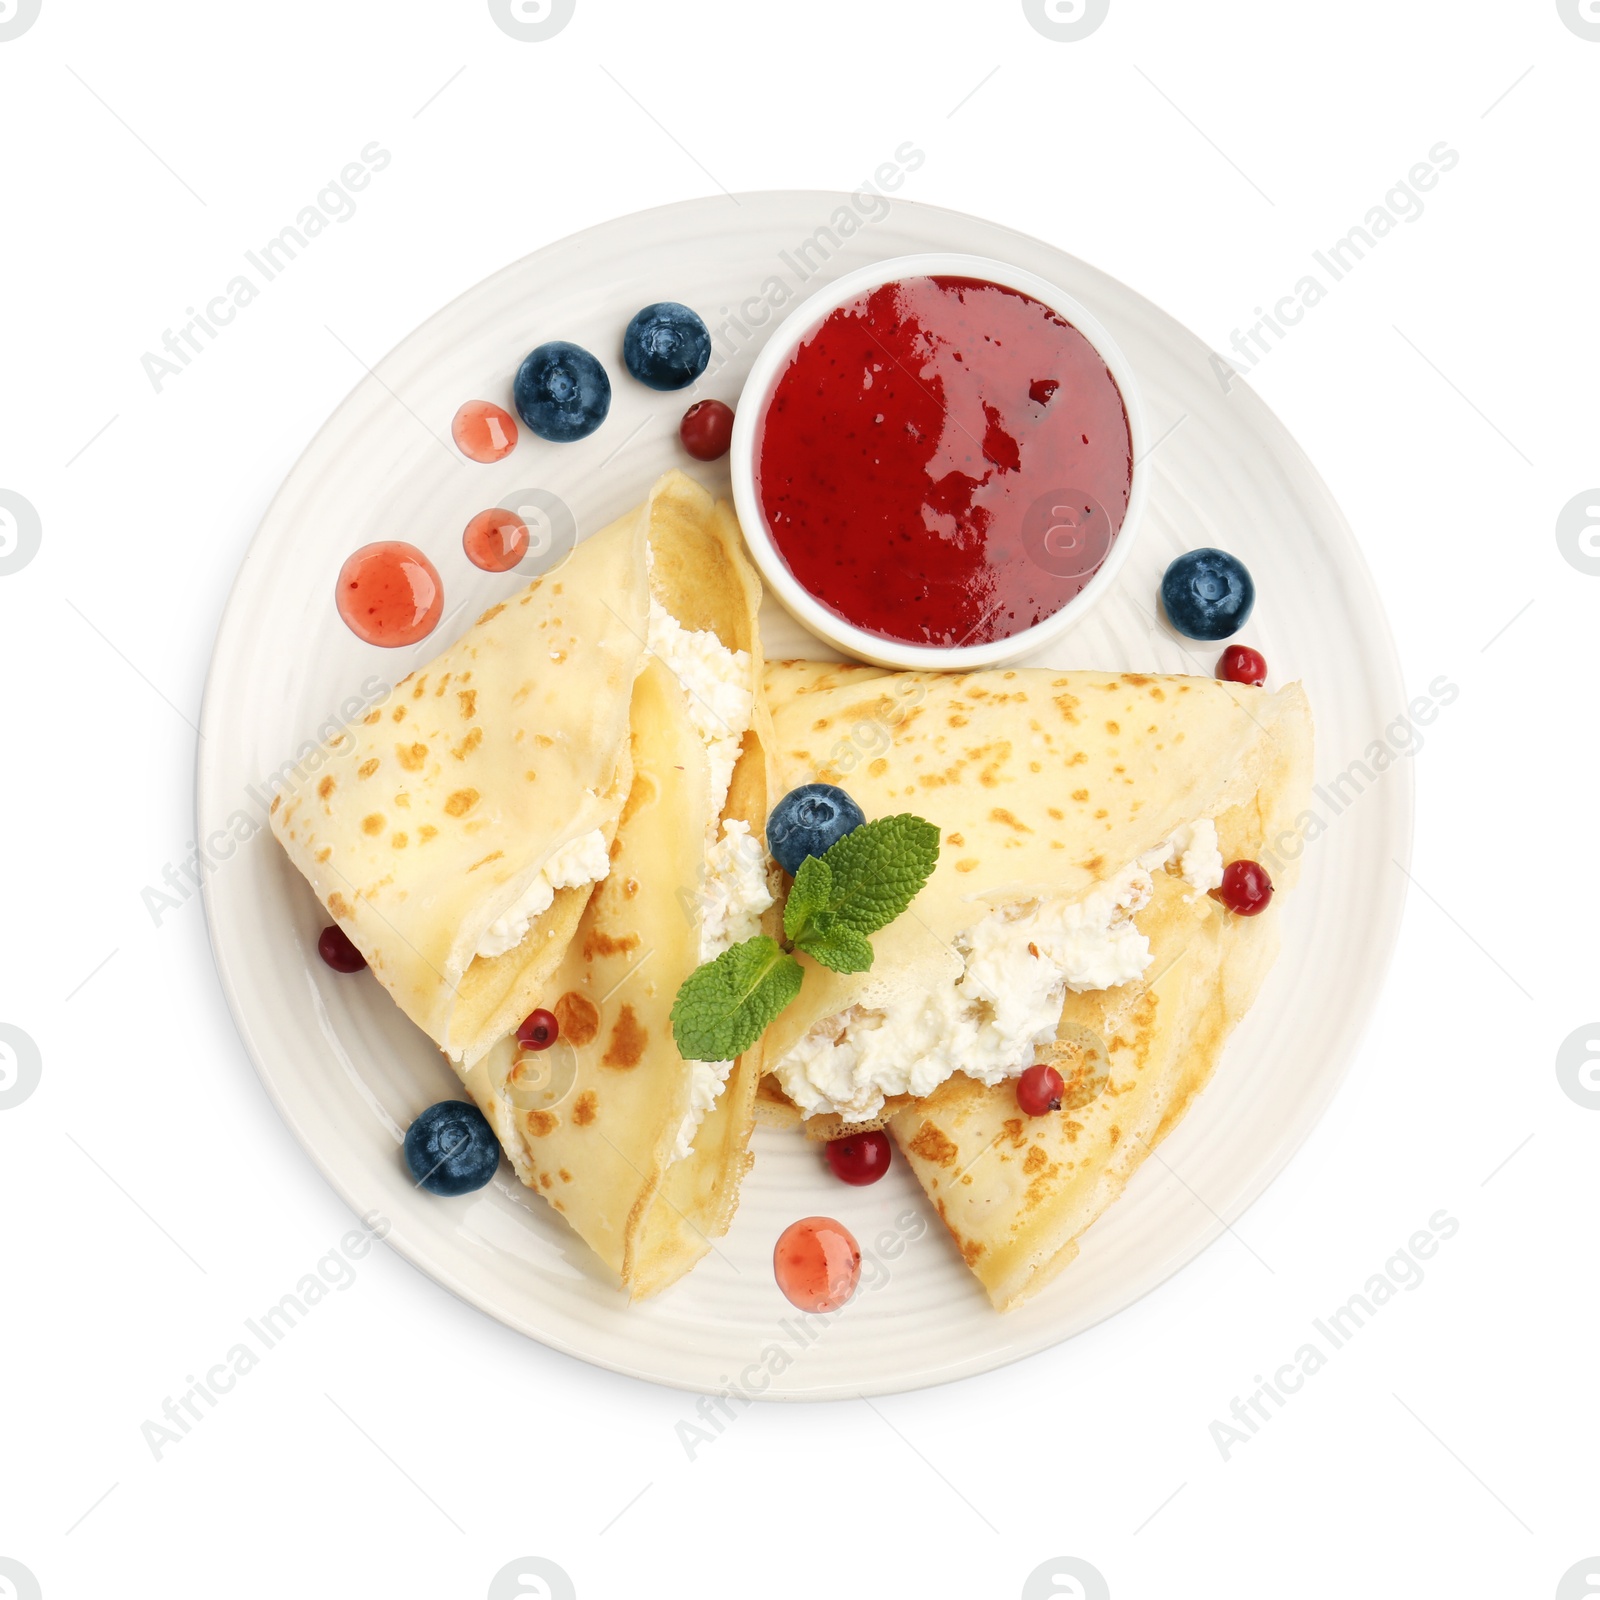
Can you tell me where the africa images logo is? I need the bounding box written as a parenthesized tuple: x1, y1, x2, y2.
(0, 0, 41, 43)
(1557, 0, 1600, 42)
(0, 490, 42, 576)
(1022, 0, 1109, 42)
(488, 0, 575, 42)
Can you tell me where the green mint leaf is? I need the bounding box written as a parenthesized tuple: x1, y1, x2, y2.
(794, 915, 874, 975)
(783, 853, 833, 945)
(821, 814, 941, 935)
(670, 935, 804, 1063)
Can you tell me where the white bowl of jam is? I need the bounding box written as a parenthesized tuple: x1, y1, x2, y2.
(731, 253, 1148, 670)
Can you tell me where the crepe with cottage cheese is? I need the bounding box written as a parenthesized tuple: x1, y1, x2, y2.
(891, 685, 1312, 1308)
(269, 501, 650, 1067)
(465, 472, 778, 1298)
(760, 660, 1311, 1307)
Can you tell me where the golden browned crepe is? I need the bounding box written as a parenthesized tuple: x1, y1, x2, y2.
(270, 503, 650, 1066)
(465, 472, 777, 1298)
(761, 660, 1313, 1309)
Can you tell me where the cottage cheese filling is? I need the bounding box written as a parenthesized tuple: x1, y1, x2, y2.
(645, 600, 775, 1160)
(773, 819, 1224, 1123)
(475, 827, 612, 961)
(647, 602, 752, 827)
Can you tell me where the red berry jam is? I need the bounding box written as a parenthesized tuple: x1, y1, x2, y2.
(516, 1008, 559, 1050)
(1218, 644, 1267, 686)
(1214, 860, 1273, 916)
(680, 399, 735, 461)
(824, 1129, 892, 1186)
(451, 401, 518, 463)
(773, 1217, 861, 1313)
(335, 542, 443, 647)
(1016, 1062, 1065, 1116)
(318, 924, 366, 972)
(463, 508, 529, 573)
(757, 275, 1132, 647)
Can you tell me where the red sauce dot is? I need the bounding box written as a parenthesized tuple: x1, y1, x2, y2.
(773, 1216, 861, 1312)
(452, 400, 518, 463)
(463, 508, 529, 572)
(336, 542, 443, 647)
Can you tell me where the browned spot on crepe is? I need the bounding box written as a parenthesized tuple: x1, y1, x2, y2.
(362, 814, 384, 835)
(397, 742, 428, 772)
(572, 1091, 597, 1126)
(555, 992, 600, 1046)
(602, 1005, 647, 1068)
(327, 892, 350, 919)
(317, 776, 336, 799)
(584, 929, 640, 960)
(526, 1110, 557, 1138)
(908, 1123, 958, 1167)
(358, 758, 379, 779)
(444, 788, 479, 817)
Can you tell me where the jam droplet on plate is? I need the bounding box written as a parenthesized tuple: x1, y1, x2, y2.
(452, 401, 518, 463)
(463, 508, 529, 572)
(773, 1216, 861, 1312)
(336, 542, 444, 647)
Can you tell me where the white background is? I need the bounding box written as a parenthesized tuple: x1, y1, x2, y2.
(2, 2, 1596, 1596)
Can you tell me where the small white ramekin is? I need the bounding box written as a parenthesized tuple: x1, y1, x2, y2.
(729, 252, 1147, 670)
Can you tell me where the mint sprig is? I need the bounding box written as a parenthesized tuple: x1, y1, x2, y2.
(785, 815, 941, 944)
(670, 812, 940, 1063)
(670, 935, 803, 1064)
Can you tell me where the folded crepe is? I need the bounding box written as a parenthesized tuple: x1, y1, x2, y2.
(761, 660, 1312, 1309)
(270, 501, 650, 1067)
(465, 471, 778, 1298)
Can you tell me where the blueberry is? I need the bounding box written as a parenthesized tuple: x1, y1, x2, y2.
(513, 341, 611, 442)
(404, 1101, 500, 1196)
(1160, 548, 1255, 641)
(766, 783, 866, 876)
(622, 302, 711, 391)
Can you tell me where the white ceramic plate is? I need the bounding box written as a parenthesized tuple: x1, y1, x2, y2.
(200, 193, 1410, 1400)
